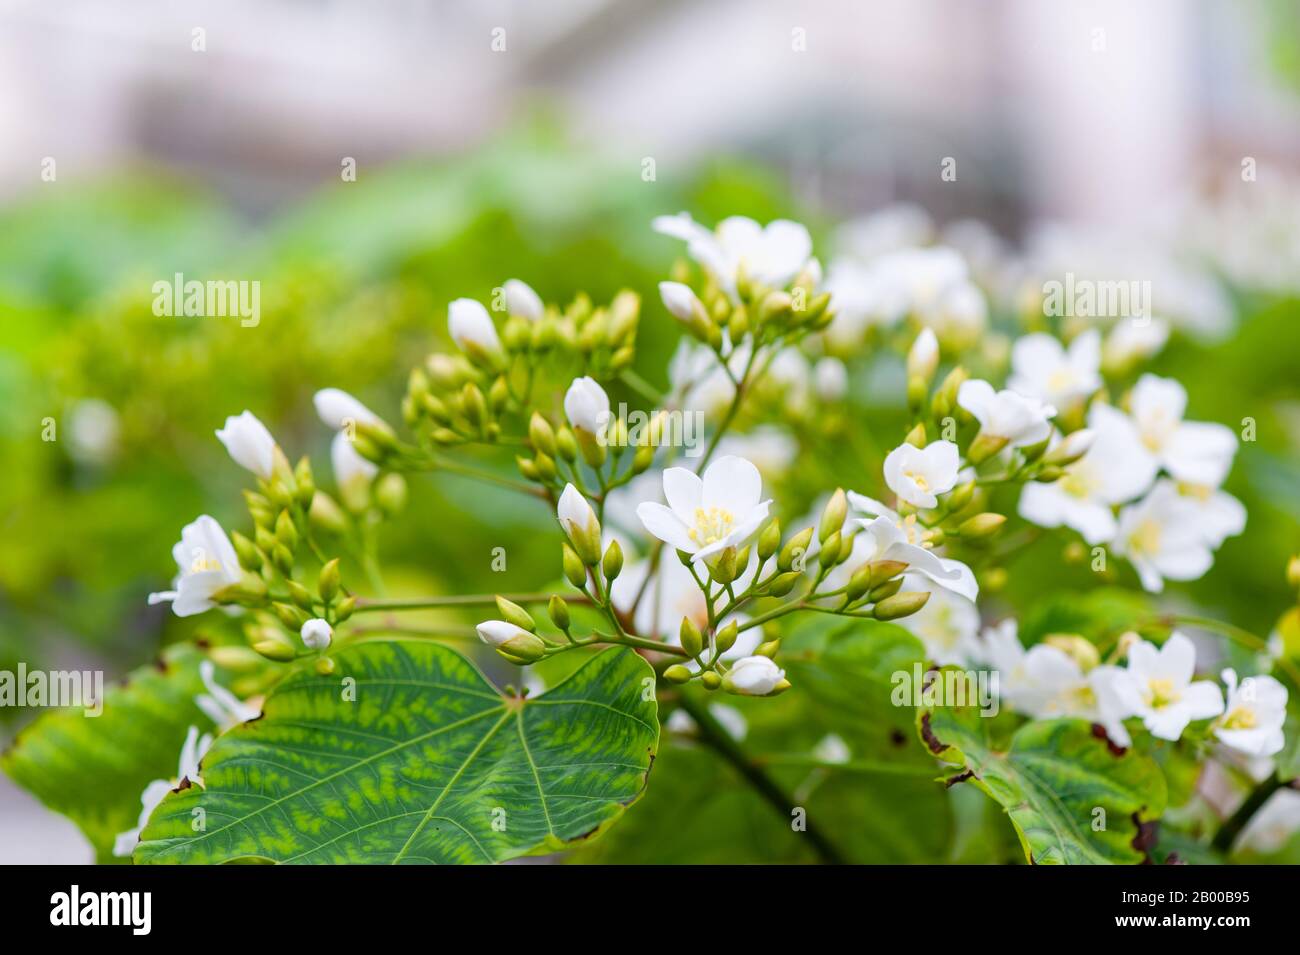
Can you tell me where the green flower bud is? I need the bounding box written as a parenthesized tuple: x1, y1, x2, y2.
(680, 617, 703, 658)
(663, 665, 692, 685)
(966, 431, 1009, 465)
(230, 531, 262, 571)
(499, 632, 546, 664)
(701, 671, 722, 690)
(562, 543, 588, 589)
(293, 457, 315, 508)
(548, 595, 571, 631)
(555, 426, 578, 462)
(757, 519, 781, 561)
(945, 480, 975, 513)
(755, 640, 781, 659)
(715, 621, 738, 655)
(868, 577, 904, 602)
(602, 539, 624, 584)
(904, 423, 927, 449)
(516, 456, 540, 481)
(873, 591, 930, 621)
(767, 571, 801, 596)
(495, 595, 536, 632)
(272, 601, 310, 630)
(334, 594, 356, 622)
(778, 528, 814, 572)
(309, 490, 349, 535)
(275, 510, 298, 551)
(957, 512, 1006, 540)
(316, 558, 341, 603)
(375, 473, 408, 516)
(286, 579, 316, 611)
(529, 413, 557, 457)
(818, 532, 842, 570)
(315, 657, 337, 676)
(819, 489, 847, 543)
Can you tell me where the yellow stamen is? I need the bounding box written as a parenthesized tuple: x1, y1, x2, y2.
(687, 506, 735, 546)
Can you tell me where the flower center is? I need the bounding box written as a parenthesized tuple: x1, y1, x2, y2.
(190, 549, 223, 574)
(1061, 464, 1097, 499)
(896, 513, 924, 545)
(1047, 368, 1077, 394)
(1145, 677, 1180, 709)
(906, 471, 930, 492)
(1222, 706, 1258, 730)
(1069, 684, 1097, 710)
(1129, 519, 1163, 556)
(689, 506, 735, 546)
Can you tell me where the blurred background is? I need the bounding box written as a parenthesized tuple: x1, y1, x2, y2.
(3, 0, 1300, 861)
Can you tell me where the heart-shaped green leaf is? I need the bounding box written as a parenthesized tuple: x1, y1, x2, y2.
(134, 640, 658, 864)
(918, 700, 1167, 864)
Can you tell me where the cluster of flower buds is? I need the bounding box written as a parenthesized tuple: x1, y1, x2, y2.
(659, 262, 832, 358)
(517, 376, 657, 494)
(401, 284, 641, 448)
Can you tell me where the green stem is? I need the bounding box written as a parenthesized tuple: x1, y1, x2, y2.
(354, 593, 588, 613)
(1211, 775, 1287, 854)
(676, 694, 846, 864)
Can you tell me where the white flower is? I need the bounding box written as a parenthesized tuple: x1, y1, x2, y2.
(563, 376, 611, 437)
(448, 298, 503, 358)
(1018, 403, 1158, 544)
(813, 357, 848, 401)
(636, 455, 771, 563)
(653, 212, 813, 298)
(1014, 647, 1134, 746)
(195, 660, 260, 731)
(113, 725, 211, 857)
(1130, 374, 1237, 487)
(1112, 633, 1224, 741)
(476, 620, 530, 648)
(67, 398, 120, 466)
(727, 655, 785, 696)
(976, 619, 1037, 708)
(957, 379, 1056, 448)
(313, 388, 382, 431)
(658, 281, 707, 324)
(919, 279, 988, 346)
(147, 515, 243, 617)
(845, 493, 977, 601)
(1215, 668, 1287, 757)
(896, 573, 981, 666)
(1112, 481, 1214, 592)
(1104, 318, 1170, 370)
(1008, 330, 1102, 408)
(331, 431, 378, 489)
(1165, 479, 1246, 548)
(821, 259, 904, 345)
(300, 618, 333, 650)
(215, 410, 278, 480)
(882, 440, 959, 509)
(503, 278, 544, 321)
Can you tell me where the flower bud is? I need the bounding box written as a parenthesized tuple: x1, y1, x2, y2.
(230, 531, 262, 571)
(273, 601, 310, 630)
(873, 591, 930, 620)
(476, 619, 530, 648)
(503, 278, 544, 321)
(663, 665, 692, 685)
(904, 423, 927, 448)
(602, 539, 624, 584)
(562, 543, 588, 589)
(966, 431, 1008, 465)
(315, 657, 336, 676)
(757, 520, 782, 562)
(818, 532, 842, 570)
(499, 633, 546, 664)
(334, 594, 356, 622)
(529, 413, 557, 457)
(819, 489, 847, 543)
(701, 671, 722, 690)
(1288, 555, 1300, 589)
(767, 571, 801, 597)
(215, 410, 278, 480)
(869, 577, 904, 602)
(945, 480, 975, 513)
(1044, 429, 1096, 466)
(680, 617, 703, 658)
(778, 528, 814, 572)
(495, 596, 536, 632)
(309, 491, 349, 535)
(723, 655, 785, 696)
(275, 509, 298, 551)
(448, 298, 504, 366)
(300, 617, 333, 650)
(907, 327, 939, 385)
(557, 484, 602, 564)
(715, 621, 739, 655)
(957, 512, 1006, 540)
(374, 473, 408, 516)
(286, 579, 315, 611)
(547, 595, 570, 632)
